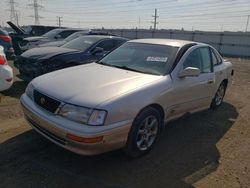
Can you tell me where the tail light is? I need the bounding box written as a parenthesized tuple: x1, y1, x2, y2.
(0, 35, 12, 42)
(0, 55, 7, 65)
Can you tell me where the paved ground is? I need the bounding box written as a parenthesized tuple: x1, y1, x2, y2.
(0, 58, 249, 188)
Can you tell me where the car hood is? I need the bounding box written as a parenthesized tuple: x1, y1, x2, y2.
(32, 63, 163, 108)
(38, 41, 67, 47)
(21, 47, 79, 60)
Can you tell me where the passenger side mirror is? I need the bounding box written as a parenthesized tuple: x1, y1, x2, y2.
(179, 67, 200, 78)
(55, 34, 62, 39)
(91, 47, 104, 55)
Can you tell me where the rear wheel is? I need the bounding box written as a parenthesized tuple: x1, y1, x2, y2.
(210, 82, 226, 109)
(124, 107, 162, 158)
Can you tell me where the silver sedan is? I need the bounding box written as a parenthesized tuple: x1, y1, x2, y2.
(20, 39, 233, 157)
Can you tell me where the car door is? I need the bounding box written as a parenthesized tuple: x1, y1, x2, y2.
(210, 48, 225, 93)
(167, 47, 215, 118)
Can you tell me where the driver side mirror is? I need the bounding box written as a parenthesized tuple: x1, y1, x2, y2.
(91, 47, 104, 55)
(55, 34, 62, 39)
(179, 67, 200, 78)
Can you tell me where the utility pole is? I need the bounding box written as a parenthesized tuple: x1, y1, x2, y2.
(152, 9, 159, 30)
(57, 16, 63, 27)
(245, 15, 250, 32)
(28, 0, 43, 25)
(15, 12, 19, 25)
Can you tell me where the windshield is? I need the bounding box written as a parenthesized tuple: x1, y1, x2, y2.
(98, 42, 179, 75)
(64, 31, 88, 42)
(42, 29, 62, 38)
(62, 36, 101, 51)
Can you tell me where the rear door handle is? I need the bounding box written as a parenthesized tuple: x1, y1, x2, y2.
(207, 79, 214, 84)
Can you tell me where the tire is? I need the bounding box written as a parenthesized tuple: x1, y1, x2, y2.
(210, 82, 226, 110)
(124, 107, 162, 158)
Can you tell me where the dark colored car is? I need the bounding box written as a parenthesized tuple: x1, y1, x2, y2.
(7, 21, 62, 55)
(0, 28, 15, 59)
(19, 28, 83, 52)
(38, 30, 117, 48)
(14, 35, 128, 81)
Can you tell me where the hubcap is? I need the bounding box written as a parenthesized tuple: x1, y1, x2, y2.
(215, 85, 225, 106)
(136, 115, 158, 151)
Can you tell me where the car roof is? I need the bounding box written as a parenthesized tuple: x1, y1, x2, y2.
(128, 38, 204, 47)
(77, 35, 128, 40)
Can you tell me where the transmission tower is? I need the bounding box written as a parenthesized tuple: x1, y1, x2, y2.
(7, 0, 18, 24)
(28, 0, 43, 25)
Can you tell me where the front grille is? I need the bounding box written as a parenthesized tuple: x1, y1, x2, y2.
(34, 90, 61, 113)
(26, 116, 66, 146)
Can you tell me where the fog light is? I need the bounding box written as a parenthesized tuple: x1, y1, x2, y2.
(66, 133, 103, 143)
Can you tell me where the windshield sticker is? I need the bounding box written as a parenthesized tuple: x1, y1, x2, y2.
(146, 56, 168, 62)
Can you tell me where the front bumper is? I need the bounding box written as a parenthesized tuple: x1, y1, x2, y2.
(20, 94, 132, 155)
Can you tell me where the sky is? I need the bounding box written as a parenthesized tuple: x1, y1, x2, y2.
(0, 0, 250, 32)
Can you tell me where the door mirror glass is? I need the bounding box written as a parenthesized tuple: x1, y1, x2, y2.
(55, 34, 62, 39)
(91, 47, 104, 55)
(179, 67, 200, 78)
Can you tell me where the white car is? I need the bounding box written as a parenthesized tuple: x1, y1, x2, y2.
(0, 46, 13, 91)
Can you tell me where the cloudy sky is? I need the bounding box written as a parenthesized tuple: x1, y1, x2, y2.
(0, 0, 250, 32)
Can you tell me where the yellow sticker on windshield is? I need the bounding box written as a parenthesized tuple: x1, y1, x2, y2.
(146, 56, 168, 62)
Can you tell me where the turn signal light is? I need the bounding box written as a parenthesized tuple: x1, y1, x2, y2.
(66, 133, 103, 143)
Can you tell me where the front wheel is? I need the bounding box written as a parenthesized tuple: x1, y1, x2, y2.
(210, 82, 226, 109)
(124, 107, 162, 158)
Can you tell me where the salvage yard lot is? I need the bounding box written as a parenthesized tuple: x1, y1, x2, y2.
(0, 58, 249, 188)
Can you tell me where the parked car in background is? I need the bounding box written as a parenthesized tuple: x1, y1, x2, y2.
(0, 46, 13, 91)
(19, 28, 83, 52)
(20, 39, 233, 157)
(38, 30, 117, 47)
(7, 21, 61, 55)
(0, 28, 15, 59)
(14, 35, 128, 81)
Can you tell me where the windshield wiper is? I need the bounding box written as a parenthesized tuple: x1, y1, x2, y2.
(96, 62, 155, 75)
(112, 65, 148, 74)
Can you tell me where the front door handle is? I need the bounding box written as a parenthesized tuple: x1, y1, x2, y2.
(207, 79, 214, 84)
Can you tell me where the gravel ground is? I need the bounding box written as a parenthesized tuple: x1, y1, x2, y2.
(0, 58, 249, 188)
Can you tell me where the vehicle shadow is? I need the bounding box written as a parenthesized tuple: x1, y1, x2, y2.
(0, 102, 238, 188)
(1, 80, 27, 99)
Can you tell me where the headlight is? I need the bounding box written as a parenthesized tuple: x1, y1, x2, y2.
(58, 104, 107, 126)
(25, 83, 34, 100)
